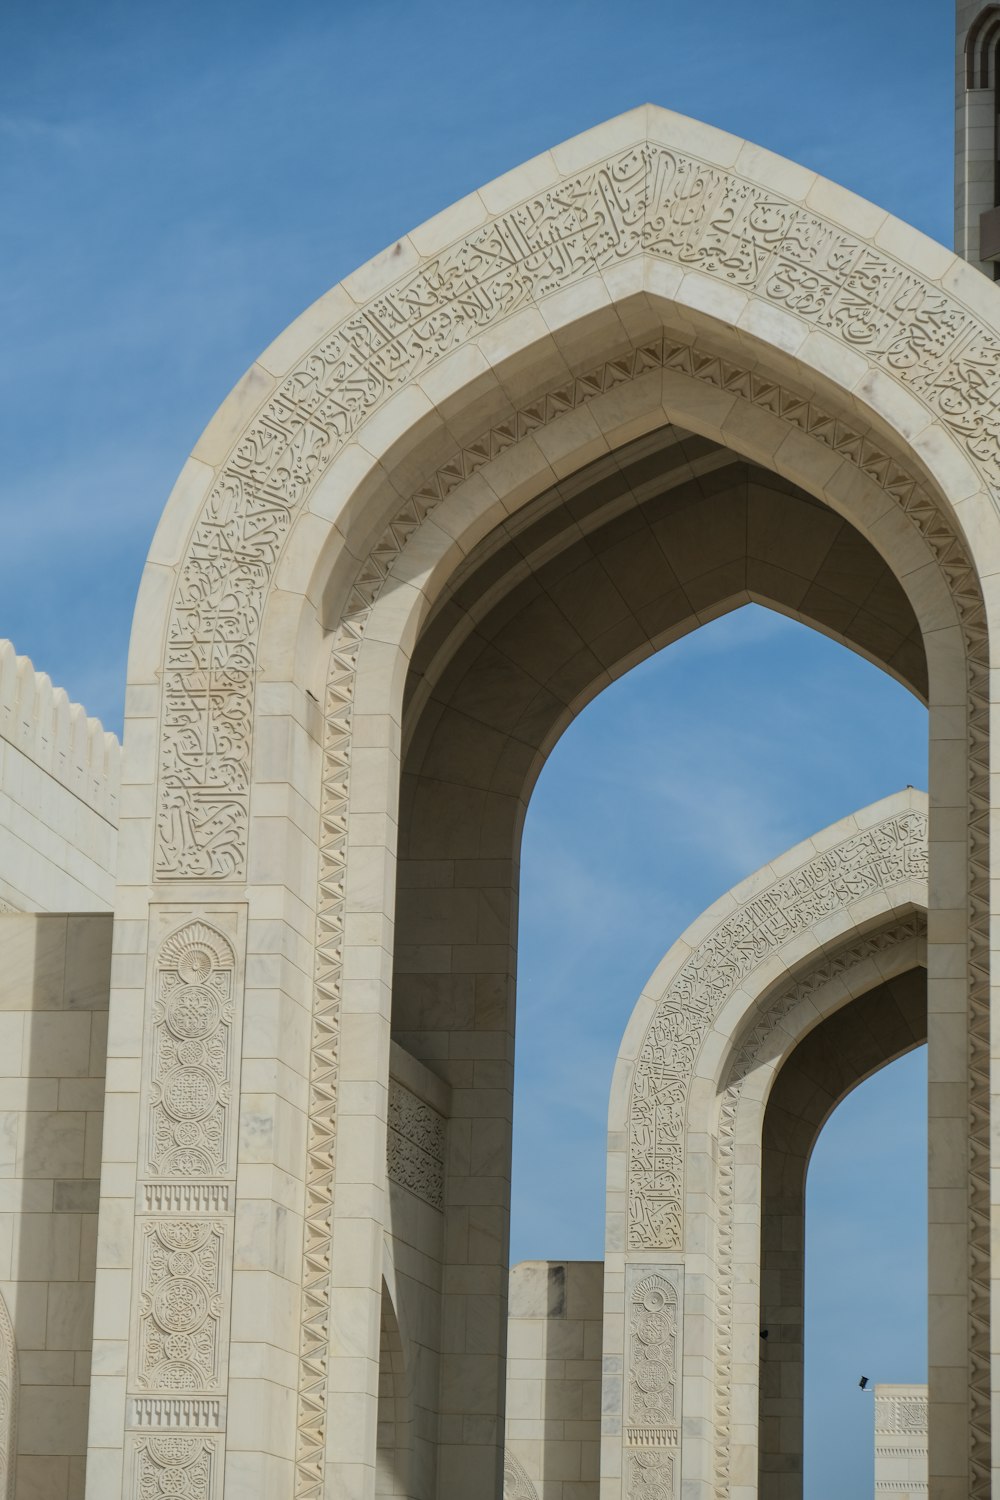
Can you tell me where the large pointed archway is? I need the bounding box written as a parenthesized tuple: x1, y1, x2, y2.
(90, 106, 1000, 1499)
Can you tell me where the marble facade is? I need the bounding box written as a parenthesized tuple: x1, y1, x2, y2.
(2, 9, 1000, 1492)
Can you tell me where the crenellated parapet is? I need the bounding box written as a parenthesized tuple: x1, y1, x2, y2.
(0, 640, 120, 912)
(0, 639, 119, 825)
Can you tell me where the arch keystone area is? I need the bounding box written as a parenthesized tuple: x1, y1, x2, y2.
(90, 105, 1000, 1499)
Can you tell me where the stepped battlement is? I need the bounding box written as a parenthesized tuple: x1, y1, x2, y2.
(0, 640, 120, 826)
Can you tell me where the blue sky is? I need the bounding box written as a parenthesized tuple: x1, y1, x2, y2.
(514, 610, 927, 1497)
(1, 1, 948, 1492)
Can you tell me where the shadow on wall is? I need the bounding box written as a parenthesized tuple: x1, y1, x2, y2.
(505, 1260, 603, 1499)
(0, 912, 111, 1498)
(376, 1277, 414, 1499)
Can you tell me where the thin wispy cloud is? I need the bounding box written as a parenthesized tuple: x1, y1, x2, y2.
(0, 111, 85, 147)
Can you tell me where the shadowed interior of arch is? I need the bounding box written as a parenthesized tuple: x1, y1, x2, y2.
(753, 963, 927, 1495)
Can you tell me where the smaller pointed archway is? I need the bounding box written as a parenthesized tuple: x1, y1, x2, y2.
(605, 789, 927, 1497)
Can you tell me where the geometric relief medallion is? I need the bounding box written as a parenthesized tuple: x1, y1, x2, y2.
(624, 1265, 682, 1500)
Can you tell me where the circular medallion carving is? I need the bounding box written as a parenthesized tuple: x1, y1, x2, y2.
(158, 1470, 189, 1496)
(635, 1314, 664, 1345)
(634, 1359, 670, 1394)
(177, 949, 213, 984)
(151, 1277, 209, 1334)
(162, 1068, 216, 1122)
(165, 985, 219, 1040)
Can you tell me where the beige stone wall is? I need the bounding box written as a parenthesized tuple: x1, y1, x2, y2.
(504, 1261, 602, 1499)
(0, 642, 118, 915)
(874, 1383, 928, 1498)
(0, 912, 111, 1500)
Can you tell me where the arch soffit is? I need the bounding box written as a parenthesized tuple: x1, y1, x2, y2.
(349, 343, 964, 751)
(741, 955, 927, 1168)
(396, 437, 931, 799)
(141, 105, 1000, 886)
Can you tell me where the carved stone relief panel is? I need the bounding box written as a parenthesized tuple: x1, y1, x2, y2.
(132, 1219, 229, 1394)
(125, 905, 246, 1496)
(627, 809, 927, 1251)
(623, 1264, 682, 1500)
(141, 920, 241, 1184)
(126, 1432, 223, 1500)
(386, 1079, 445, 1210)
(875, 1391, 928, 1435)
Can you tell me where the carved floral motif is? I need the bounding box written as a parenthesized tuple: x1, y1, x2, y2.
(628, 1450, 674, 1500)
